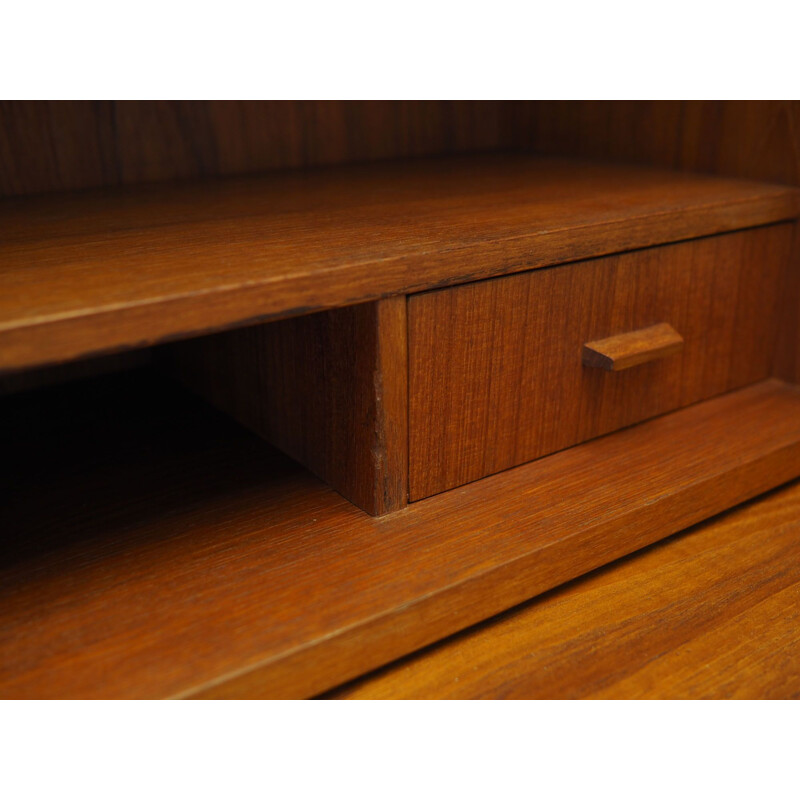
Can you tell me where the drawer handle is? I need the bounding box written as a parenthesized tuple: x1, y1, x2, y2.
(582, 323, 684, 371)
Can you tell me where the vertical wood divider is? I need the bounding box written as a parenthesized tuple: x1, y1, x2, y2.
(163, 297, 408, 516)
(773, 220, 800, 384)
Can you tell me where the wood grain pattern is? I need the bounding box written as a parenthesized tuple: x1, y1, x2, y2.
(0, 101, 514, 197)
(510, 101, 800, 384)
(1, 155, 798, 373)
(165, 298, 407, 515)
(328, 479, 800, 699)
(773, 221, 800, 383)
(515, 102, 800, 379)
(3, 101, 799, 701)
(113, 101, 513, 187)
(0, 101, 118, 198)
(582, 323, 683, 371)
(513, 101, 800, 186)
(409, 225, 793, 500)
(5, 102, 799, 197)
(2, 375, 800, 698)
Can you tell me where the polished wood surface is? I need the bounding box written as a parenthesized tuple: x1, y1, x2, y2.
(2, 155, 798, 373)
(518, 103, 800, 376)
(329, 479, 800, 699)
(2, 374, 800, 698)
(166, 298, 407, 515)
(3, 102, 800, 700)
(518, 102, 800, 381)
(409, 225, 792, 500)
(582, 323, 683, 371)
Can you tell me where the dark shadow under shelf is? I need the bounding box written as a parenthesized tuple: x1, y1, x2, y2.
(4, 371, 800, 698)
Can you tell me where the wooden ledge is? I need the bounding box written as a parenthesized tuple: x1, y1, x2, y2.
(2, 154, 798, 372)
(3, 376, 800, 698)
(328, 479, 800, 699)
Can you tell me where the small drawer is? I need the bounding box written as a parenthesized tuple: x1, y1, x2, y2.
(408, 224, 793, 500)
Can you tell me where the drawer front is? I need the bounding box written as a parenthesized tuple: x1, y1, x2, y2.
(408, 224, 793, 500)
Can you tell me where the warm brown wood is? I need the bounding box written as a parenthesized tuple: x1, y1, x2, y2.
(7, 102, 799, 200)
(3, 101, 799, 702)
(165, 298, 407, 515)
(0, 101, 118, 198)
(582, 323, 683, 371)
(512, 101, 800, 388)
(409, 225, 793, 500)
(513, 101, 800, 186)
(2, 374, 800, 699)
(0, 101, 515, 198)
(773, 222, 800, 383)
(328, 479, 800, 699)
(674, 101, 800, 186)
(6, 102, 799, 198)
(2, 155, 798, 373)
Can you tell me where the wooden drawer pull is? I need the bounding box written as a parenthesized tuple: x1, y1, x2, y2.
(582, 323, 684, 371)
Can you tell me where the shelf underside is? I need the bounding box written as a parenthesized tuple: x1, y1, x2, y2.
(3, 373, 800, 698)
(2, 154, 798, 372)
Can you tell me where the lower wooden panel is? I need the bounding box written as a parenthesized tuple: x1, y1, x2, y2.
(3, 377, 800, 698)
(328, 479, 800, 699)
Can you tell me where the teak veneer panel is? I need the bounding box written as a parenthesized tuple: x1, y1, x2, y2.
(0, 101, 515, 197)
(329, 479, 800, 699)
(166, 297, 407, 515)
(409, 224, 793, 500)
(515, 101, 800, 187)
(3, 375, 800, 698)
(1, 155, 798, 372)
(773, 222, 800, 384)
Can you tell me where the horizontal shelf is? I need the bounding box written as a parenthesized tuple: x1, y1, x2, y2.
(2, 154, 798, 372)
(3, 374, 800, 698)
(328, 478, 800, 699)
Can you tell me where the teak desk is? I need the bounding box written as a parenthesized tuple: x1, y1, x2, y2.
(2, 148, 799, 698)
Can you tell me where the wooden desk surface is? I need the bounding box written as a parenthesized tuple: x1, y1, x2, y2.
(329, 479, 800, 699)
